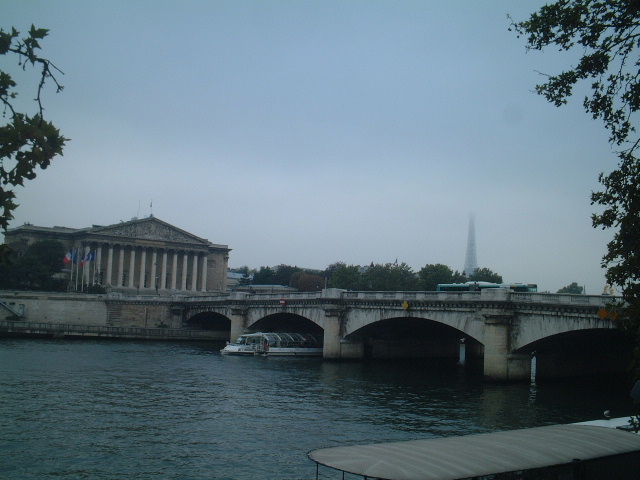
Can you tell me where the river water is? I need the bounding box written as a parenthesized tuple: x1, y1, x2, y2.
(0, 339, 635, 480)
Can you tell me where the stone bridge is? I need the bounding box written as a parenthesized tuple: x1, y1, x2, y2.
(181, 288, 623, 382)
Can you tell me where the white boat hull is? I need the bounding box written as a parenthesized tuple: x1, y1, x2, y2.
(221, 345, 323, 356)
(221, 332, 323, 356)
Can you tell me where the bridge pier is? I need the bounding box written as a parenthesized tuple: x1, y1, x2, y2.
(322, 306, 364, 359)
(229, 308, 247, 343)
(322, 311, 343, 359)
(483, 312, 530, 382)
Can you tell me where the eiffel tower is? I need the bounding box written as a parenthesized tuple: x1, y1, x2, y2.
(463, 214, 478, 277)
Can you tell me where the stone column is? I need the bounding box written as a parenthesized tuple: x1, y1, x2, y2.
(128, 247, 136, 288)
(191, 253, 198, 291)
(181, 252, 189, 291)
(171, 251, 178, 291)
(80, 245, 88, 287)
(161, 250, 168, 290)
(95, 245, 102, 285)
(138, 248, 147, 288)
(106, 245, 114, 286)
(222, 254, 230, 291)
(150, 249, 157, 291)
(482, 312, 528, 381)
(118, 246, 125, 287)
(201, 254, 208, 292)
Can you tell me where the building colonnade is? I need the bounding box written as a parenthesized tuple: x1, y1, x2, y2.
(79, 243, 211, 292)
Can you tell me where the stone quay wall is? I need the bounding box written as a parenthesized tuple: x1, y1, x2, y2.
(0, 291, 221, 341)
(1, 291, 107, 325)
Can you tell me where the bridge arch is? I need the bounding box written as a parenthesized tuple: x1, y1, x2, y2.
(345, 315, 483, 361)
(513, 327, 630, 378)
(185, 311, 231, 331)
(510, 312, 617, 351)
(247, 312, 324, 337)
(342, 308, 487, 345)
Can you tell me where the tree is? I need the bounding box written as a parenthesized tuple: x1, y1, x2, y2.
(272, 264, 301, 287)
(360, 263, 418, 291)
(511, 2, 640, 377)
(451, 270, 467, 284)
(469, 267, 503, 284)
(0, 239, 66, 290)
(0, 26, 67, 244)
(230, 265, 253, 286)
(557, 282, 584, 294)
(291, 271, 324, 292)
(328, 263, 362, 290)
(418, 263, 454, 291)
(322, 262, 345, 286)
(252, 266, 275, 285)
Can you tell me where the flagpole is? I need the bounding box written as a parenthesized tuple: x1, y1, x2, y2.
(77, 247, 81, 291)
(81, 248, 87, 292)
(71, 247, 75, 291)
(76, 248, 82, 291)
(74, 247, 79, 291)
(92, 250, 96, 286)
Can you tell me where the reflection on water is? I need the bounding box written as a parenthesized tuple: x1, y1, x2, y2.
(0, 339, 634, 479)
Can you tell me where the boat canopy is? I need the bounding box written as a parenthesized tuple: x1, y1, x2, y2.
(308, 424, 640, 480)
(239, 332, 319, 347)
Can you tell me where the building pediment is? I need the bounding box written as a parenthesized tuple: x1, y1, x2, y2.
(85, 217, 210, 247)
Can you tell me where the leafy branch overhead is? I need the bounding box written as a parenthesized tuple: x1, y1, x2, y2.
(0, 25, 67, 232)
(511, 1, 640, 377)
(510, 1, 640, 150)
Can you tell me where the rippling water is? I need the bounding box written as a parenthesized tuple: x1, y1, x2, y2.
(0, 339, 634, 479)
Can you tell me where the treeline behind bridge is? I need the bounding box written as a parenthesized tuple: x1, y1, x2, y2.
(231, 262, 504, 292)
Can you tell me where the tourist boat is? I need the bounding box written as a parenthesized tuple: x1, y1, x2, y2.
(220, 332, 323, 356)
(308, 416, 640, 480)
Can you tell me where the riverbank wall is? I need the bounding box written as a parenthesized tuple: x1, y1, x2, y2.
(0, 291, 224, 341)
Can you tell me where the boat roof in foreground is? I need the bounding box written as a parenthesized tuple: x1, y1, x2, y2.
(308, 424, 640, 480)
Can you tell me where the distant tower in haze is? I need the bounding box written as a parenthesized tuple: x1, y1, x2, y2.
(464, 215, 478, 278)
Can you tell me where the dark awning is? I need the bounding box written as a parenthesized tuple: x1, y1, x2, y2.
(308, 424, 640, 480)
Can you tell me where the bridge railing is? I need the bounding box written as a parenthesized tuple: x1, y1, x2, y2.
(180, 288, 620, 307)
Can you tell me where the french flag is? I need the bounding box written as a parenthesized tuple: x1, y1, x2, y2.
(81, 251, 95, 267)
(63, 250, 73, 264)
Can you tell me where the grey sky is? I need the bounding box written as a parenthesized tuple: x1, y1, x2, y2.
(3, 1, 616, 293)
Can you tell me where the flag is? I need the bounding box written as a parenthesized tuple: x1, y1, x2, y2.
(63, 250, 73, 264)
(81, 251, 95, 267)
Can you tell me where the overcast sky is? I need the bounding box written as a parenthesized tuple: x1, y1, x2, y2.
(3, 1, 618, 294)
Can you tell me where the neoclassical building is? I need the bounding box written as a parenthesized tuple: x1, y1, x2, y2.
(4, 216, 231, 294)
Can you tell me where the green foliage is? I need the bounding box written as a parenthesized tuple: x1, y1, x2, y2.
(252, 266, 275, 285)
(512, 1, 640, 378)
(469, 267, 503, 284)
(85, 284, 106, 294)
(510, 2, 640, 148)
(230, 265, 254, 285)
(0, 26, 67, 237)
(557, 282, 584, 294)
(272, 264, 301, 287)
(0, 239, 66, 290)
(290, 271, 324, 291)
(248, 261, 504, 292)
(327, 263, 362, 290)
(359, 263, 418, 291)
(418, 263, 454, 291)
